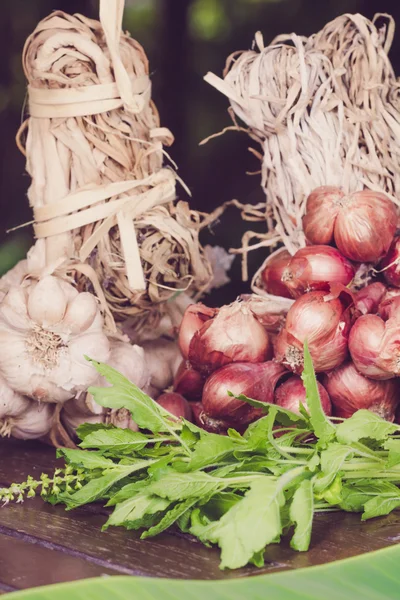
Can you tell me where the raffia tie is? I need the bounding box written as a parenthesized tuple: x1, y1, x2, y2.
(25, 0, 177, 291)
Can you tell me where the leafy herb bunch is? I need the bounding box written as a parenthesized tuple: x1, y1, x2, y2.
(2, 344, 400, 570)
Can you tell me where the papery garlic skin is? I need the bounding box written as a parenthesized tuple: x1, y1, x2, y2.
(0, 259, 28, 303)
(142, 338, 182, 398)
(0, 275, 110, 403)
(61, 404, 105, 439)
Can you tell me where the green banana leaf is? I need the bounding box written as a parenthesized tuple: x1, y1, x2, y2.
(6, 542, 400, 600)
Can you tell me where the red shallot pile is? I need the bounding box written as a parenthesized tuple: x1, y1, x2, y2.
(162, 186, 400, 432)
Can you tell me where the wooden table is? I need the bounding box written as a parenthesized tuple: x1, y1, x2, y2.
(1, 439, 400, 594)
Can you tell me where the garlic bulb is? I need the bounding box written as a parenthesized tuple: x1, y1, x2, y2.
(142, 338, 182, 398)
(7, 401, 55, 440)
(0, 398, 54, 440)
(87, 339, 148, 431)
(0, 275, 110, 403)
(61, 404, 105, 439)
(62, 339, 148, 437)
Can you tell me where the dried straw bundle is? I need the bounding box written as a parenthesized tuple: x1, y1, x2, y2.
(204, 13, 400, 288)
(18, 0, 212, 332)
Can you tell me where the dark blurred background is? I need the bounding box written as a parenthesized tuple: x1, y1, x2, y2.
(1, 0, 400, 304)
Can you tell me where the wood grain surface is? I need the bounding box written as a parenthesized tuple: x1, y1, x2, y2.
(1, 439, 400, 592)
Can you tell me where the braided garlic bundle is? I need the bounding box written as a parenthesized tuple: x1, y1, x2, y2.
(20, 0, 212, 336)
(205, 13, 400, 289)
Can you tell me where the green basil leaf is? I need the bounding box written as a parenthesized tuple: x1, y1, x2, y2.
(57, 448, 116, 470)
(87, 359, 180, 434)
(336, 411, 398, 445)
(105, 492, 171, 530)
(190, 477, 285, 570)
(301, 342, 336, 443)
(141, 498, 198, 538)
(290, 479, 314, 551)
(79, 428, 149, 452)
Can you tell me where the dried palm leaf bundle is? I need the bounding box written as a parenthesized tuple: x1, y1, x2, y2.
(18, 0, 213, 337)
(204, 13, 400, 293)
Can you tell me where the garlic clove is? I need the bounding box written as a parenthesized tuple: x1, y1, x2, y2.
(0, 329, 36, 393)
(0, 287, 30, 329)
(105, 341, 149, 390)
(68, 331, 111, 389)
(63, 292, 98, 334)
(27, 276, 68, 327)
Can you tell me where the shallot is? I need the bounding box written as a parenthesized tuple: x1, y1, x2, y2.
(379, 236, 400, 287)
(378, 295, 400, 322)
(323, 362, 399, 420)
(275, 290, 351, 374)
(157, 392, 193, 421)
(282, 245, 354, 298)
(191, 401, 234, 434)
(178, 304, 216, 359)
(275, 376, 331, 416)
(261, 249, 292, 298)
(189, 301, 271, 374)
(302, 186, 397, 263)
(349, 314, 400, 379)
(354, 282, 387, 316)
(239, 294, 293, 335)
(173, 360, 204, 400)
(201, 361, 287, 427)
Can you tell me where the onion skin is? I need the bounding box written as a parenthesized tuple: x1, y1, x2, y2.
(239, 294, 293, 335)
(201, 361, 287, 427)
(303, 187, 397, 263)
(178, 304, 216, 360)
(173, 360, 204, 401)
(282, 245, 355, 299)
(275, 290, 351, 374)
(354, 282, 387, 316)
(323, 362, 399, 420)
(379, 296, 400, 322)
(379, 236, 400, 287)
(348, 314, 399, 380)
(261, 249, 293, 298)
(275, 376, 332, 416)
(191, 402, 234, 434)
(189, 301, 271, 375)
(156, 392, 193, 421)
